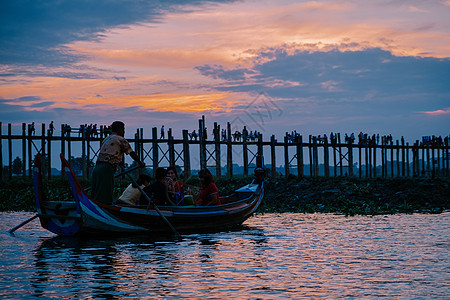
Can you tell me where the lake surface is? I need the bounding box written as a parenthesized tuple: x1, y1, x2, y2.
(1, 212, 449, 299)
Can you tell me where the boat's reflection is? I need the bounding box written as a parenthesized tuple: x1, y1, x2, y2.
(32, 225, 266, 298)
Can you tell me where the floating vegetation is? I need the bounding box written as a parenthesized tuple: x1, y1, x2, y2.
(1, 176, 448, 215)
(259, 176, 450, 215)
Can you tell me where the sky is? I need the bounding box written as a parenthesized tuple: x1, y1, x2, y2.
(1, 0, 449, 142)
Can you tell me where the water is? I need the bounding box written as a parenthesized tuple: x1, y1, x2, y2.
(1, 212, 449, 299)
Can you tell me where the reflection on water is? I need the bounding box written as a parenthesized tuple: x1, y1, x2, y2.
(1, 212, 449, 299)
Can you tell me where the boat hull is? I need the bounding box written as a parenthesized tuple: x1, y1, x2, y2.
(34, 155, 83, 236)
(34, 154, 264, 236)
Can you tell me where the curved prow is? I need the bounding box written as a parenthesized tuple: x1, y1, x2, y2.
(33, 154, 82, 235)
(60, 154, 151, 233)
(256, 155, 264, 169)
(60, 153, 90, 204)
(254, 155, 265, 184)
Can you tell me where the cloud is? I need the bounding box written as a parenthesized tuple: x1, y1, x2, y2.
(76, 92, 238, 113)
(407, 6, 428, 13)
(195, 64, 253, 81)
(420, 108, 450, 115)
(320, 80, 340, 92)
(6, 96, 44, 103)
(0, 0, 234, 67)
(54, 0, 449, 81)
(4, 0, 449, 84)
(69, 46, 237, 70)
(0, 99, 56, 122)
(253, 47, 450, 98)
(155, 0, 450, 59)
(194, 46, 450, 127)
(0, 64, 107, 80)
(30, 101, 55, 108)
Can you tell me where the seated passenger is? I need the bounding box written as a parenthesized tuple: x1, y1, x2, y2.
(141, 167, 175, 206)
(166, 166, 184, 205)
(194, 169, 221, 206)
(118, 174, 151, 205)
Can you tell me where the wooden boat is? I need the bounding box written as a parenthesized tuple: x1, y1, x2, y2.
(34, 154, 265, 236)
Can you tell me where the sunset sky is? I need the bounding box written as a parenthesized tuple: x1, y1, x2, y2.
(1, 0, 449, 141)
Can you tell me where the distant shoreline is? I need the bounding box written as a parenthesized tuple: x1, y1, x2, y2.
(1, 176, 449, 215)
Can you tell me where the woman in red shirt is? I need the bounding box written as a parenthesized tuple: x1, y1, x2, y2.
(195, 169, 221, 206)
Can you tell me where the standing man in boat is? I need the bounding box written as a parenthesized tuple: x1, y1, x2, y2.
(92, 121, 145, 204)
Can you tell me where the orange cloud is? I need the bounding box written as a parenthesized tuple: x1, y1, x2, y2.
(67, 0, 449, 79)
(69, 46, 236, 69)
(79, 92, 238, 112)
(421, 108, 450, 115)
(162, 0, 449, 59)
(1, 75, 239, 113)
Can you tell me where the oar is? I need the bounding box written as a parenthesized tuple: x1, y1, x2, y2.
(115, 164, 142, 178)
(124, 172, 181, 239)
(8, 164, 142, 234)
(8, 215, 39, 234)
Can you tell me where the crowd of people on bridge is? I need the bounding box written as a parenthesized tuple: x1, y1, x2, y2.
(226, 127, 262, 142)
(24, 121, 450, 150)
(186, 126, 262, 142)
(60, 123, 111, 138)
(299, 132, 398, 146)
(423, 135, 447, 147)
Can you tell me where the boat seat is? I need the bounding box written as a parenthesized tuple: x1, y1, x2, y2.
(236, 184, 258, 199)
(220, 194, 239, 204)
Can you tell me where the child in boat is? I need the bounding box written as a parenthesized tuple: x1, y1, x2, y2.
(141, 167, 176, 206)
(117, 174, 151, 205)
(166, 166, 184, 205)
(194, 169, 221, 206)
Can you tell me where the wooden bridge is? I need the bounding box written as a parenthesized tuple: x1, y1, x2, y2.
(1, 117, 449, 181)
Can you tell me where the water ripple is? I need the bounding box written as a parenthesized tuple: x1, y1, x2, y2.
(1, 212, 449, 299)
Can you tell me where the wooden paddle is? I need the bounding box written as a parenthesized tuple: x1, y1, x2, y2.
(8, 215, 39, 234)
